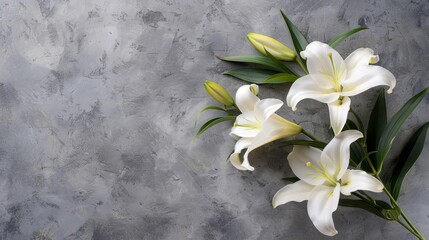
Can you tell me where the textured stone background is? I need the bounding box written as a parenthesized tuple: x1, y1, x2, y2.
(0, 0, 428, 239)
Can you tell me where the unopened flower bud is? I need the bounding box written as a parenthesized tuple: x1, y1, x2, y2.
(204, 80, 235, 107)
(247, 32, 296, 61)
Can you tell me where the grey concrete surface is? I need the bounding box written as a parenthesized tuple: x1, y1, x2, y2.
(0, 0, 428, 239)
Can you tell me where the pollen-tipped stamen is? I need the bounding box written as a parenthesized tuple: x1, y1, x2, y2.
(306, 161, 337, 186)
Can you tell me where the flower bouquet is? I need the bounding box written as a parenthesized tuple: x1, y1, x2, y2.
(195, 10, 427, 239)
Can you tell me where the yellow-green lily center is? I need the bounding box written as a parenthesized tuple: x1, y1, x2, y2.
(306, 161, 337, 186)
(234, 116, 262, 130)
(327, 52, 343, 92)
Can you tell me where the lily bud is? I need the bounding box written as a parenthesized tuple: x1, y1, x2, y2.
(204, 80, 235, 107)
(247, 32, 296, 61)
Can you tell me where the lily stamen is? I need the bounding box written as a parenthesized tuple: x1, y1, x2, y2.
(306, 161, 337, 186)
(328, 52, 342, 92)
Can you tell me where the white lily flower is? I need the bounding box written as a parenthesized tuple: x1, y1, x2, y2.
(286, 41, 396, 135)
(272, 130, 384, 236)
(229, 84, 302, 171)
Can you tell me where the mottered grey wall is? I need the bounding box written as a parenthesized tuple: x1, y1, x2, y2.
(0, 0, 428, 239)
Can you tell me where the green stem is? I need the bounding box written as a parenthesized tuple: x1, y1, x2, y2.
(354, 189, 424, 239)
(381, 187, 425, 239)
(397, 219, 421, 239)
(359, 140, 377, 174)
(301, 129, 319, 142)
(358, 133, 425, 239)
(400, 212, 425, 240)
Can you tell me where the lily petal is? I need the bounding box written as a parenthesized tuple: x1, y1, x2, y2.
(235, 84, 260, 113)
(229, 138, 253, 171)
(301, 41, 347, 84)
(307, 183, 340, 236)
(321, 130, 363, 180)
(254, 98, 284, 121)
(267, 114, 302, 134)
(241, 151, 255, 171)
(345, 48, 379, 76)
(234, 137, 252, 153)
(272, 180, 314, 208)
(242, 114, 301, 171)
(229, 153, 251, 171)
(250, 84, 259, 95)
(230, 112, 261, 138)
(341, 65, 396, 95)
(286, 75, 341, 111)
(288, 145, 326, 185)
(327, 96, 351, 136)
(340, 169, 384, 195)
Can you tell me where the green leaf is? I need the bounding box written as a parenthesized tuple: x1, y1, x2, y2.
(280, 10, 308, 73)
(375, 200, 400, 220)
(224, 68, 297, 84)
(376, 87, 429, 172)
(195, 116, 236, 139)
(388, 122, 429, 200)
(366, 89, 387, 169)
(350, 145, 363, 169)
(272, 139, 326, 149)
(339, 199, 386, 219)
(264, 73, 298, 84)
(281, 176, 300, 182)
(328, 27, 368, 48)
(194, 106, 227, 127)
(223, 68, 278, 84)
(218, 55, 292, 73)
(280, 10, 308, 56)
(377, 201, 401, 221)
(339, 199, 397, 220)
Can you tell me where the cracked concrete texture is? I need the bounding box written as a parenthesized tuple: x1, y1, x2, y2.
(0, 0, 428, 239)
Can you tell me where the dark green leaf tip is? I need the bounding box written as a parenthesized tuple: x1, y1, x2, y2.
(328, 27, 369, 48)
